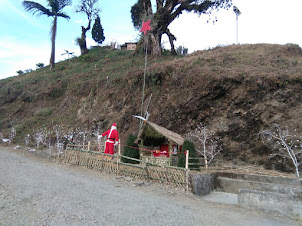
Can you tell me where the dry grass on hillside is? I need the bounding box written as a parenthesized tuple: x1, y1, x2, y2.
(1, 43, 302, 146)
(152, 44, 302, 80)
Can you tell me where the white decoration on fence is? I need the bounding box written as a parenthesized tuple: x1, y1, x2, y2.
(56, 142, 64, 156)
(23, 124, 98, 156)
(34, 127, 49, 150)
(25, 134, 30, 147)
(9, 127, 16, 143)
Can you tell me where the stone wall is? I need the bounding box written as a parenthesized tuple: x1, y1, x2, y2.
(191, 173, 215, 196)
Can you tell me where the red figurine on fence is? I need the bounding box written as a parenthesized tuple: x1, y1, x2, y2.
(98, 123, 119, 155)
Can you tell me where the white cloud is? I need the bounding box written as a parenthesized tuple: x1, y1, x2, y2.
(104, 32, 138, 46)
(86, 37, 97, 47)
(0, 37, 50, 79)
(4, 1, 47, 30)
(74, 19, 84, 24)
(163, 0, 302, 52)
(74, 19, 89, 26)
(164, 11, 234, 52)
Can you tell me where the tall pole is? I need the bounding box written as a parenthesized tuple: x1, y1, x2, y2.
(233, 6, 241, 45)
(236, 15, 239, 44)
(140, 36, 148, 129)
(139, 19, 152, 130)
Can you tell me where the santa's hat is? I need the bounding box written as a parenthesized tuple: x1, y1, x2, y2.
(112, 123, 117, 127)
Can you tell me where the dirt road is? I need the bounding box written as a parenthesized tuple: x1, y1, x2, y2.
(0, 146, 299, 225)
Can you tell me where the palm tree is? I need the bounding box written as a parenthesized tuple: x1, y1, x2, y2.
(22, 0, 72, 70)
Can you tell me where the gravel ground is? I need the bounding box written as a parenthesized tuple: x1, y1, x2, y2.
(0, 146, 300, 226)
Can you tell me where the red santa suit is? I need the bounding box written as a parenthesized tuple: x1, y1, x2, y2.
(99, 123, 119, 155)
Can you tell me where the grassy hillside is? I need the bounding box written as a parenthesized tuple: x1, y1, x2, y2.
(1, 44, 302, 173)
(0, 47, 177, 136)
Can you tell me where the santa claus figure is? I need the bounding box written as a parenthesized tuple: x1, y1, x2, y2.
(98, 123, 119, 155)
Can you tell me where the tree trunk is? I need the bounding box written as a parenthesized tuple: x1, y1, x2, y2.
(150, 32, 162, 57)
(80, 20, 91, 55)
(133, 36, 144, 55)
(50, 16, 57, 70)
(80, 26, 88, 55)
(165, 29, 177, 55)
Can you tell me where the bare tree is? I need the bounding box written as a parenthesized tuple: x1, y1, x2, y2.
(260, 124, 302, 178)
(76, 0, 100, 55)
(187, 123, 222, 168)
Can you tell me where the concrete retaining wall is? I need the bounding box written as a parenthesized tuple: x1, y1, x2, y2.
(192, 172, 302, 219)
(216, 177, 302, 194)
(215, 172, 302, 186)
(238, 189, 302, 219)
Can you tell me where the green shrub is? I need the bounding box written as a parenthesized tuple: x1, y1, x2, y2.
(177, 140, 200, 170)
(121, 134, 140, 164)
(36, 63, 44, 69)
(16, 70, 24, 75)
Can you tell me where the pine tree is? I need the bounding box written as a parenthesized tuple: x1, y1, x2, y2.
(177, 140, 200, 170)
(121, 134, 140, 164)
(92, 16, 105, 45)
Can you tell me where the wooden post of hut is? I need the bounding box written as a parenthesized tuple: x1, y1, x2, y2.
(169, 140, 172, 166)
(135, 119, 148, 160)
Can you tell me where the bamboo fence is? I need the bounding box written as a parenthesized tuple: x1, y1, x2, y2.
(61, 144, 191, 191)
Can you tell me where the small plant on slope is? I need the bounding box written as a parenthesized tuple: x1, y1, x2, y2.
(260, 123, 302, 178)
(187, 123, 222, 169)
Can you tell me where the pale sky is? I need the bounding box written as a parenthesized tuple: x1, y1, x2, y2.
(1, 0, 302, 80)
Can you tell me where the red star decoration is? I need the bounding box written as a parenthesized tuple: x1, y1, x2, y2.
(140, 19, 152, 36)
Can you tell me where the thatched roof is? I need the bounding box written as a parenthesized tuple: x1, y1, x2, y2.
(146, 121, 185, 145)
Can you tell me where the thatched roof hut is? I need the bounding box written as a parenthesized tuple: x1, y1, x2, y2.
(136, 120, 184, 166)
(145, 121, 184, 146)
(134, 117, 184, 166)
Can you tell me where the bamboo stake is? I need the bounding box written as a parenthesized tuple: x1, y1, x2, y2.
(185, 150, 189, 193)
(88, 141, 91, 151)
(118, 140, 121, 156)
(117, 140, 120, 175)
(205, 156, 208, 172)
